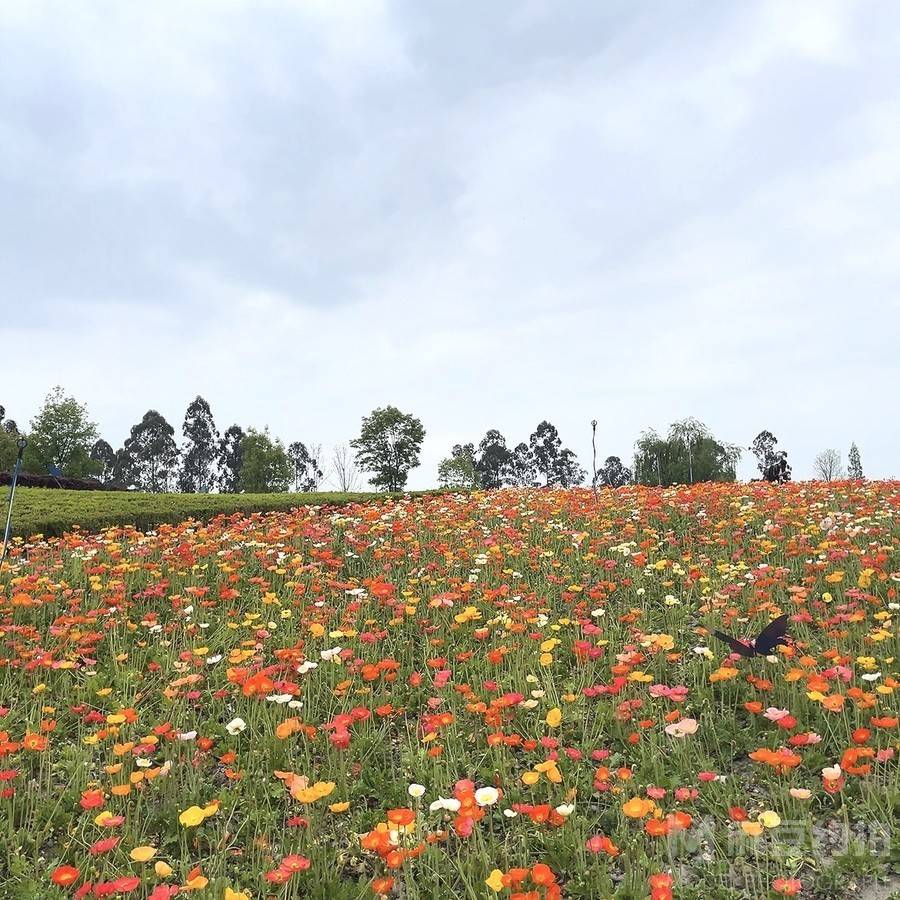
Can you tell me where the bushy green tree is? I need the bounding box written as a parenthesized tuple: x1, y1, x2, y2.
(437, 443, 478, 489)
(239, 428, 292, 493)
(0, 430, 20, 471)
(24, 386, 100, 476)
(123, 410, 179, 492)
(0, 405, 22, 471)
(351, 406, 425, 492)
(597, 455, 632, 488)
(178, 396, 220, 493)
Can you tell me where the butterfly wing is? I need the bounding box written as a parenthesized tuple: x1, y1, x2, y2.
(712, 631, 756, 658)
(754, 615, 789, 655)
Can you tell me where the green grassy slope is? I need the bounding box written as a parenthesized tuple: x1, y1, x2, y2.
(4, 487, 396, 538)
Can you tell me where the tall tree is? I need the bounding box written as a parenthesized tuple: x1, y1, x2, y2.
(633, 429, 668, 486)
(240, 428, 292, 493)
(764, 452, 791, 483)
(635, 421, 740, 486)
(218, 425, 245, 493)
(814, 449, 842, 482)
(597, 455, 633, 488)
(751, 430, 791, 483)
(351, 406, 425, 492)
(287, 441, 323, 492)
(123, 410, 179, 493)
(670, 417, 710, 484)
(437, 443, 478, 489)
(0, 405, 18, 435)
(112, 445, 138, 488)
(529, 421, 562, 485)
(692, 436, 741, 482)
(178, 396, 220, 493)
(475, 430, 512, 490)
(90, 439, 117, 484)
(553, 448, 586, 487)
(24, 386, 100, 477)
(503, 442, 539, 487)
(750, 431, 779, 477)
(0, 429, 19, 471)
(528, 421, 585, 487)
(331, 443, 361, 492)
(847, 442, 863, 480)
(307, 443, 323, 487)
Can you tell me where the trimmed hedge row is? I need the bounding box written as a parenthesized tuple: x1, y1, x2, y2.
(6, 488, 409, 539)
(0, 471, 126, 490)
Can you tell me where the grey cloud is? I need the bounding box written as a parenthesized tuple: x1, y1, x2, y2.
(2, 0, 899, 484)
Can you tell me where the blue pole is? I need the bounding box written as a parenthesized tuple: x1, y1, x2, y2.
(1, 437, 28, 565)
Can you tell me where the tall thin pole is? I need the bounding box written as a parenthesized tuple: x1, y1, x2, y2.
(591, 419, 598, 502)
(1, 437, 28, 565)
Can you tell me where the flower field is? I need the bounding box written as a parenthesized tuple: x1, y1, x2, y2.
(1, 483, 898, 900)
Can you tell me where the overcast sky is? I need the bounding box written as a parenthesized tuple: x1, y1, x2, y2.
(3, 0, 899, 488)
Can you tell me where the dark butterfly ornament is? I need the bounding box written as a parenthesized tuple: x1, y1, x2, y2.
(712, 614, 790, 658)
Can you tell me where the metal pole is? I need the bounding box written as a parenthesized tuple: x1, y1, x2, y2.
(591, 419, 598, 502)
(1, 437, 28, 565)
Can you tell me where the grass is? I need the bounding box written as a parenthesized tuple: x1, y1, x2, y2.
(0, 482, 897, 899)
(3, 487, 421, 539)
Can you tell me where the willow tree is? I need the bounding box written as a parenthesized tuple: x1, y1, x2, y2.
(634, 420, 740, 486)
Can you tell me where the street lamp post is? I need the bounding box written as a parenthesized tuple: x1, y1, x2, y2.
(1, 436, 28, 565)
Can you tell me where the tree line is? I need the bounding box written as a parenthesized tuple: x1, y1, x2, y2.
(0, 388, 865, 494)
(436, 420, 860, 488)
(0, 389, 321, 494)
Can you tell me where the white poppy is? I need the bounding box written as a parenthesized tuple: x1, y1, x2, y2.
(475, 786, 499, 806)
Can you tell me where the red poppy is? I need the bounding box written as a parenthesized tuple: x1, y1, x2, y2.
(280, 854, 311, 873)
(89, 836, 120, 855)
(51, 865, 80, 887)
